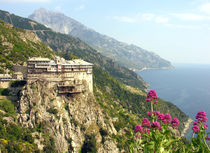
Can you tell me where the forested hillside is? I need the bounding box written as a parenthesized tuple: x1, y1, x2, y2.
(0, 14, 190, 152)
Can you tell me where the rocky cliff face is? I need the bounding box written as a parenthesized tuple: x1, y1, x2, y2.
(17, 80, 119, 153)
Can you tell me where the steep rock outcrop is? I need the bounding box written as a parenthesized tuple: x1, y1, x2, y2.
(17, 80, 119, 153)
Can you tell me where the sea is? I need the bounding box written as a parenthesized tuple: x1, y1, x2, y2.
(138, 63, 210, 134)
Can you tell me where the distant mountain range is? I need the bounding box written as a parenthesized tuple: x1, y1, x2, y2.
(29, 8, 173, 71)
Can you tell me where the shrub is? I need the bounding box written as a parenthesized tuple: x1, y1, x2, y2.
(10, 80, 26, 87)
(0, 99, 16, 115)
(47, 108, 58, 115)
(0, 88, 10, 96)
(81, 134, 97, 153)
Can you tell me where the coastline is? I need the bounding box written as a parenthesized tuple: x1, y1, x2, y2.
(181, 118, 193, 137)
(137, 66, 175, 72)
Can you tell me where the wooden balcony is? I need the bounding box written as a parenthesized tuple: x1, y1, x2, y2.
(58, 84, 82, 94)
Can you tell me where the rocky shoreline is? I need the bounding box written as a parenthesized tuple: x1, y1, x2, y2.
(137, 66, 175, 72)
(181, 118, 193, 137)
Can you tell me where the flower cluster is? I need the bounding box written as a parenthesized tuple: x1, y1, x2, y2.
(156, 113, 180, 128)
(151, 121, 161, 130)
(147, 111, 160, 117)
(132, 89, 210, 152)
(192, 111, 208, 133)
(171, 118, 180, 129)
(196, 111, 208, 122)
(134, 125, 143, 134)
(134, 122, 150, 138)
(146, 89, 158, 103)
(135, 90, 181, 138)
(142, 118, 151, 127)
(192, 125, 200, 133)
(135, 118, 152, 132)
(163, 114, 172, 124)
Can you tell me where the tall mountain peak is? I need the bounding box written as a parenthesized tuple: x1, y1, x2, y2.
(29, 8, 173, 71)
(29, 8, 89, 35)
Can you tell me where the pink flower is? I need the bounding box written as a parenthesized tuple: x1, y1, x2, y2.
(135, 133, 141, 139)
(146, 89, 158, 102)
(171, 118, 180, 129)
(203, 123, 208, 130)
(192, 125, 200, 133)
(151, 122, 161, 130)
(154, 100, 158, 104)
(196, 111, 207, 123)
(164, 114, 172, 120)
(193, 121, 199, 126)
(163, 114, 171, 124)
(146, 98, 152, 102)
(173, 126, 178, 129)
(203, 117, 208, 122)
(135, 125, 144, 133)
(206, 136, 210, 140)
(142, 118, 151, 127)
(148, 111, 160, 117)
(152, 111, 160, 116)
(147, 112, 152, 117)
(144, 128, 150, 135)
(157, 114, 165, 120)
(196, 111, 206, 118)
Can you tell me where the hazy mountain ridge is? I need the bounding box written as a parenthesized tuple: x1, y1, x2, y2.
(29, 8, 173, 71)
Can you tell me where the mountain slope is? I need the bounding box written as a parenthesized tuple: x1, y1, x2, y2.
(0, 9, 146, 89)
(29, 8, 173, 71)
(0, 19, 55, 73)
(0, 16, 190, 152)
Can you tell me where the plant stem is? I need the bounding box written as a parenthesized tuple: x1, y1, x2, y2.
(203, 138, 210, 151)
(151, 101, 154, 122)
(151, 101, 153, 112)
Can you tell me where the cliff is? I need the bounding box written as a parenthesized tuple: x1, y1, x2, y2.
(0, 15, 191, 152)
(17, 80, 119, 153)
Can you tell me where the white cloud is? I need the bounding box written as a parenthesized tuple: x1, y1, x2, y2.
(55, 6, 62, 11)
(165, 23, 201, 30)
(0, 0, 51, 2)
(113, 16, 136, 23)
(199, 2, 210, 14)
(75, 5, 85, 11)
(141, 13, 155, 21)
(172, 13, 210, 21)
(114, 13, 168, 24)
(155, 16, 169, 23)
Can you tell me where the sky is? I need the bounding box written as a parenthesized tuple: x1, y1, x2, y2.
(0, 0, 210, 64)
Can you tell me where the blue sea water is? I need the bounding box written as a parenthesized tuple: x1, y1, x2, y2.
(138, 64, 210, 133)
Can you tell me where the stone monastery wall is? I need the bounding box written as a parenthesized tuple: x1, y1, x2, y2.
(27, 57, 93, 93)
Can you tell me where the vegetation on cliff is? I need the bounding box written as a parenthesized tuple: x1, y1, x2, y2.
(0, 14, 190, 152)
(93, 67, 189, 150)
(0, 19, 55, 73)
